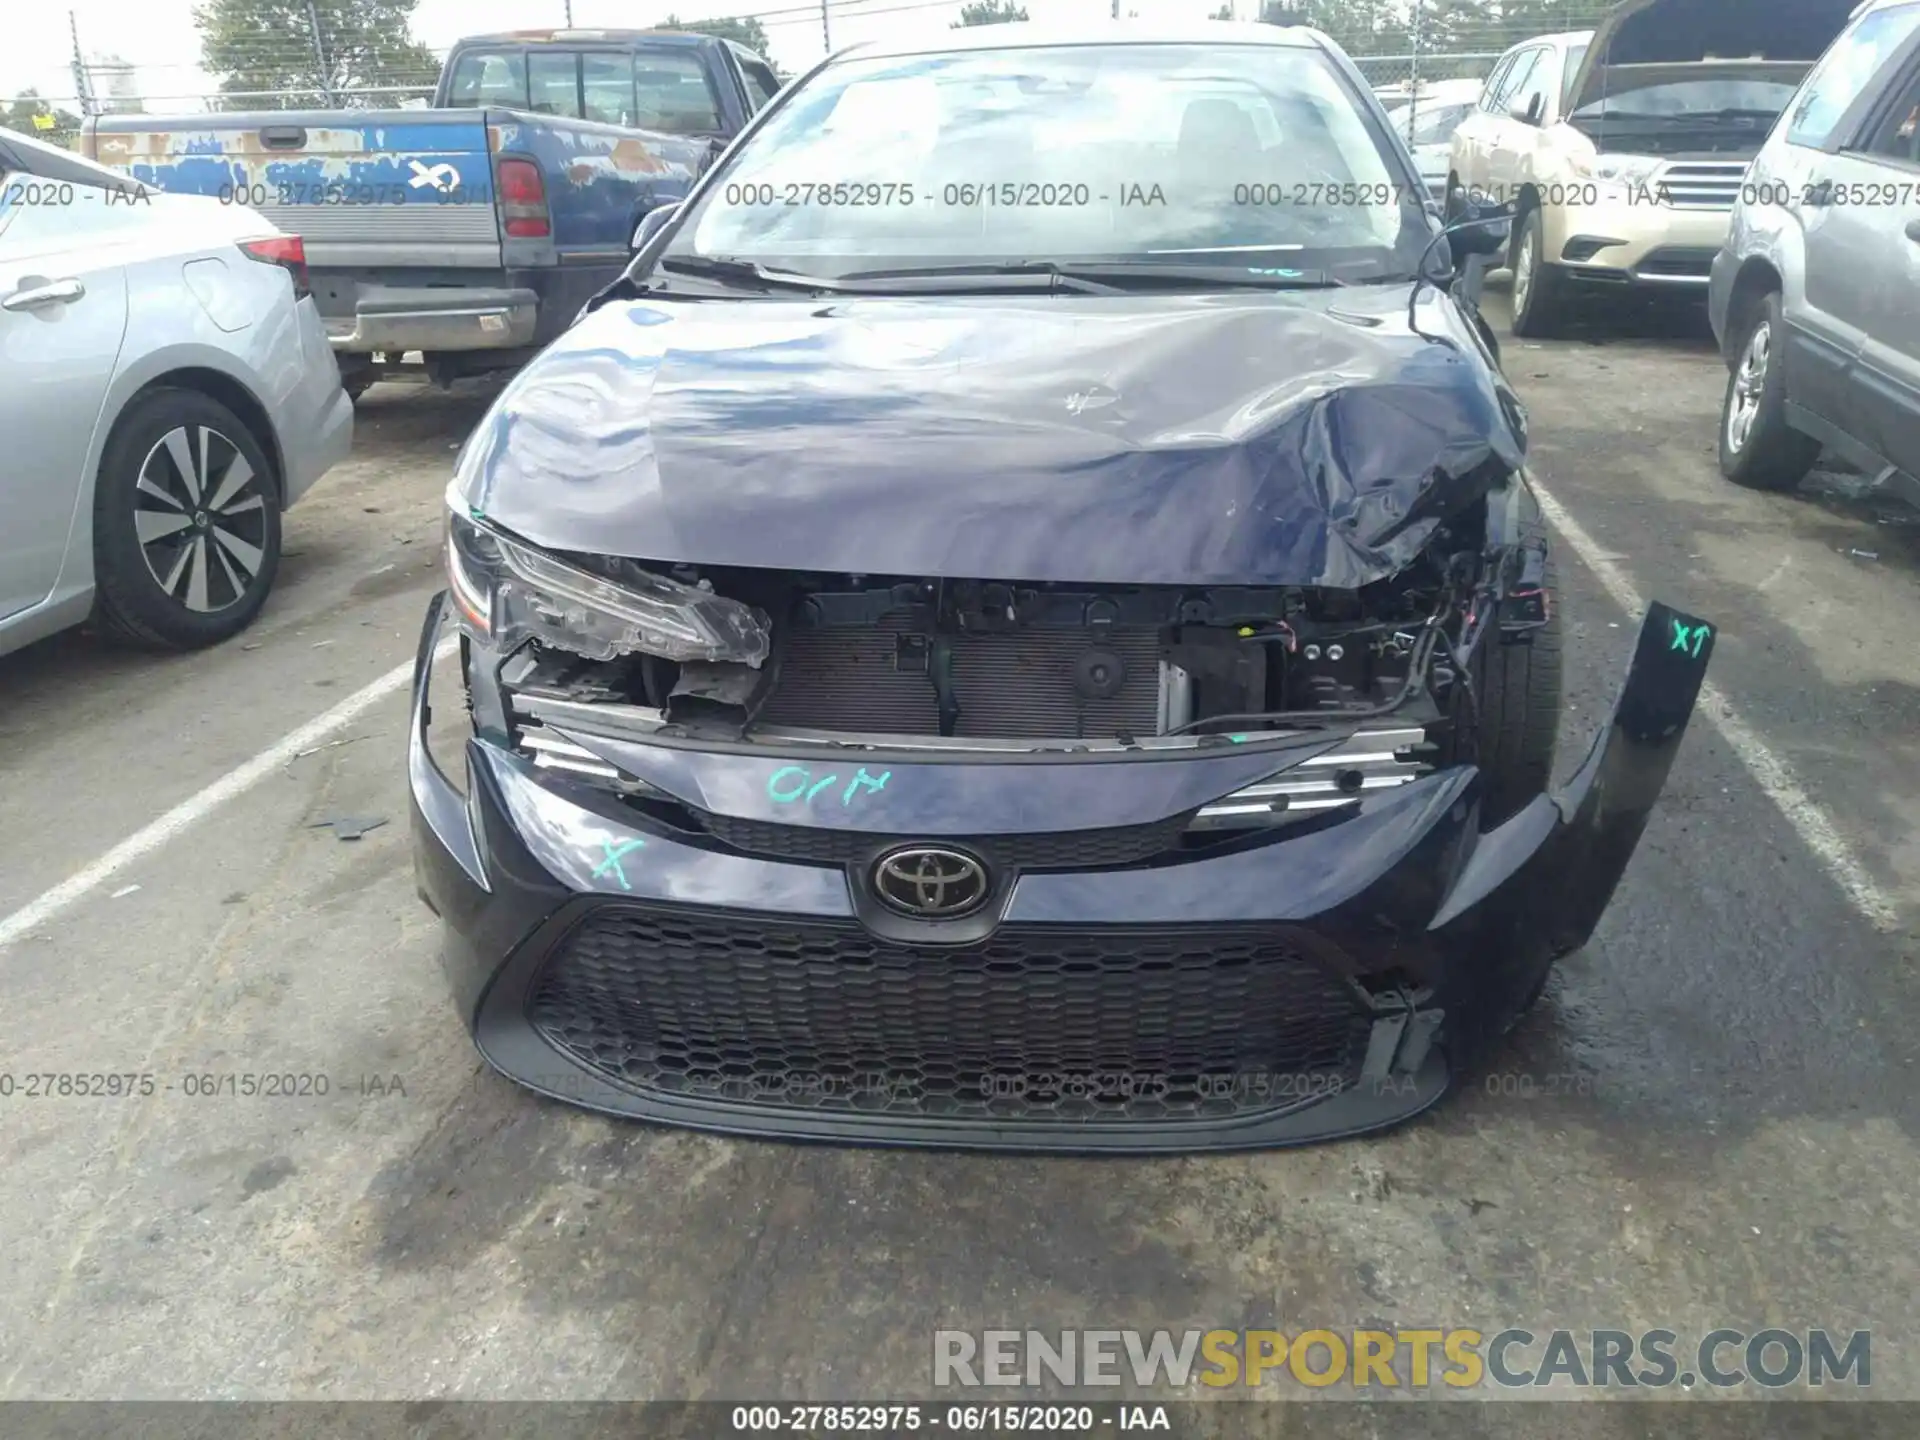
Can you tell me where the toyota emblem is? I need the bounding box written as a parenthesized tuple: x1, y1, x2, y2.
(872, 846, 990, 919)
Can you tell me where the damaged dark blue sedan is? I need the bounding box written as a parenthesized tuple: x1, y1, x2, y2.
(409, 23, 1714, 1151)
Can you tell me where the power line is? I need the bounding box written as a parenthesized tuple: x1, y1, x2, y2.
(760, 0, 965, 26)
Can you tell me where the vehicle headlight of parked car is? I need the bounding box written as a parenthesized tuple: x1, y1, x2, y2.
(445, 506, 770, 665)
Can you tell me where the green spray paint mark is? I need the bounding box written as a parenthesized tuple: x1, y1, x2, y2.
(1670, 620, 1711, 659)
(591, 837, 646, 890)
(841, 767, 890, 805)
(767, 764, 893, 807)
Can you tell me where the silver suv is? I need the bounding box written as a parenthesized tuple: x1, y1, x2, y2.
(1710, 0, 1920, 500)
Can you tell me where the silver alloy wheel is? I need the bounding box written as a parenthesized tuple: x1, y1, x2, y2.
(1727, 320, 1771, 456)
(1513, 225, 1536, 314)
(132, 425, 269, 613)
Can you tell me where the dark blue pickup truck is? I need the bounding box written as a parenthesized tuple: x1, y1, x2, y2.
(82, 30, 783, 394)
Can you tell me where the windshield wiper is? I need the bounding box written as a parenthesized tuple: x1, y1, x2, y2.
(1578, 108, 1778, 124)
(656, 257, 1121, 295)
(1051, 261, 1348, 289)
(653, 255, 1349, 298)
(824, 262, 1125, 294)
(1683, 108, 1782, 122)
(654, 255, 840, 292)
(843, 260, 1347, 291)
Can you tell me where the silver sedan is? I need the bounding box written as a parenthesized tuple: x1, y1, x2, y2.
(0, 130, 352, 655)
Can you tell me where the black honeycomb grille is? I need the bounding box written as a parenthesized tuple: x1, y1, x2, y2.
(528, 906, 1372, 1123)
(690, 811, 1194, 869)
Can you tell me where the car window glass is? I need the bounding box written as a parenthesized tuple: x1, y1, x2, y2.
(1494, 50, 1543, 115)
(528, 52, 581, 117)
(1787, 2, 1920, 148)
(1474, 54, 1520, 113)
(636, 53, 724, 134)
(1513, 48, 1560, 120)
(741, 59, 781, 112)
(583, 53, 635, 125)
(1478, 54, 1516, 112)
(0, 174, 150, 257)
(1861, 63, 1920, 163)
(445, 50, 527, 108)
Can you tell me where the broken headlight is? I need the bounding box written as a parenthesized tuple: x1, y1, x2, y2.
(444, 509, 770, 665)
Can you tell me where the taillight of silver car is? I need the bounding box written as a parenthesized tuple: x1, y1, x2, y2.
(239, 235, 310, 301)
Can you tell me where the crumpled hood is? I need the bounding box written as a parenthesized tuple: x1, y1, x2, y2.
(1566, 0, 1859, 114)
(456, 283, 1526, 588)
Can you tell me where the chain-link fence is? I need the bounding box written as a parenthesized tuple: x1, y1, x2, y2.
(3, 0, 1624, 152)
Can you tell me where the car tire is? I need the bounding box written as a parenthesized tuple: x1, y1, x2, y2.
(1473, 510, 1562, 829)
(1507, 207, 1566, 339)
(1718, 290, 1820, 491)
(91, 387, 283, 651)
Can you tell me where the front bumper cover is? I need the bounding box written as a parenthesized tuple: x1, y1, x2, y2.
(409, 595, 1715, 1152)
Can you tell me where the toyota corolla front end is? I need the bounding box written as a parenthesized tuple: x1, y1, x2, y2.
(407, 25, 1714, 1151)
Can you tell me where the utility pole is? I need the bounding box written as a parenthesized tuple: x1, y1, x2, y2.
(305, 0, 335, 105)
(821, 0, 832, 54)
(564, 0, 574, 24)
(68, 11, 97, 118)
(1406, 0, 1423, 143)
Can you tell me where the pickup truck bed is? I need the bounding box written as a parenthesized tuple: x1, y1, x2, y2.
(85, 107, 705, 379)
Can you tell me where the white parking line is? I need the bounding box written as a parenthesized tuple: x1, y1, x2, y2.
(1532, 480, 1901, 932)
(0, 653, 425, 953)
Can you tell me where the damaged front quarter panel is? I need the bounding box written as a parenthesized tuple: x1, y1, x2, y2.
(451, 283, 1529, 589)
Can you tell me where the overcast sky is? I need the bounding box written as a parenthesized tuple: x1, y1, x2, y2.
(5, 0, 1242, 111)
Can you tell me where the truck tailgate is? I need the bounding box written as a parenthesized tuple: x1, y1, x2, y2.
(87, 112, 502, 269)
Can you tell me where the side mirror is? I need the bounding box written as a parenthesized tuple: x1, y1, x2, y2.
(1511, 92, 1544, 126)
(631, 201, 681, 253)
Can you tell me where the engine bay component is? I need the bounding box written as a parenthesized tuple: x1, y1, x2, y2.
(756, 610, 1164, 740)
(458, 500, 1543, 755)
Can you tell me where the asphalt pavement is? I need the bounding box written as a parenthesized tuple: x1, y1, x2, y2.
(1, 290, 1916, 1424)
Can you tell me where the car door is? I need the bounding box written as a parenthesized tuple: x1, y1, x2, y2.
(1452, 50, 1521, 195)
(1774, 1, 1920, 435)
(0, 169, 134, 622)
(1840, 46, 1920, 472)
(1501, 44, 1567, 189)
(1483, 48, 1545, 201)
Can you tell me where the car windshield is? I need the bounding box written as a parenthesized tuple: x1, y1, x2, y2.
(665, 41, 1429, 284)
(1569, 75, 1804, 122)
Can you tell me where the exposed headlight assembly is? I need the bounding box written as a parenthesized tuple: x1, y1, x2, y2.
(445, 509, 770, 666)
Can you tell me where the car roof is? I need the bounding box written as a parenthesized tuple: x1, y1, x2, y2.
(1505, 30, 1596, 50)
(457, 29, 718, 46)
(835, 19, 1331, 63)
